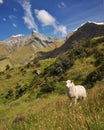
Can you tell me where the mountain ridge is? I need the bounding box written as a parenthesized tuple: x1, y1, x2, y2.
(0, 21, 104, 70)
(47, 22, 104, 56)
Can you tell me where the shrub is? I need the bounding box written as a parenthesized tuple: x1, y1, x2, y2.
(83, 65, 104, 88)
(15, 84, 28, 99)
(5, 64, 10, 70)
(20, 68, 26, 76)
(6, 74, 12, 79)
(36, 77, 56, 98)
(95, 55, 104, 67)
(5, 89, 14, 99)
(50, 54, 75, 76)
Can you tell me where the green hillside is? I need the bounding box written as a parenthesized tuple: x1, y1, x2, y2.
(0, 36, 104, 129)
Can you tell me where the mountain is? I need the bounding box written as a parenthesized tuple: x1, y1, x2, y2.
(0, 21, 104, 70)
(67, 22, 104, 41)
(3, 31, 54, 51)
(60, 22, 104, 51)
(0, 31, 57, 70)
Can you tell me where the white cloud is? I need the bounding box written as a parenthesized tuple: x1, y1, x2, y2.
(56, 25, 67, 36)
(13, 23, 17, 28)
(58, 2, 66, 8)
(35, 9, 67, 36)
(18, 0, 38, 31)
(3, 18, 6, 21)
(0, 0, 3, 4)
(35, 9, 56, 26)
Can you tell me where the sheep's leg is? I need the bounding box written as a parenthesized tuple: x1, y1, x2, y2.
(70, 102, 72, 107)
(69, 98, 73, 106)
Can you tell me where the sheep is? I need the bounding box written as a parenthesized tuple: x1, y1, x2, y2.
(65, 80, 87, 104)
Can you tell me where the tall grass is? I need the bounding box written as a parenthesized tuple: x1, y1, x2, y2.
(0, 84, 103, 130)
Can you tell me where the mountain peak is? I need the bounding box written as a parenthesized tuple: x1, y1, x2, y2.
(87, 21, 104, 25)
(32, 30, 38, 34)
(57, 21, 104, 53)
(73, 21, 104, 32)
(11, 34, 24, 38)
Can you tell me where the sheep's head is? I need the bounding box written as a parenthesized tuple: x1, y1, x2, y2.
(66, 80, 73, 88)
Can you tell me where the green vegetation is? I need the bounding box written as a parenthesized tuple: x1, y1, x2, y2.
(0, 36, 104, 129)
(0, 83, 104, 130)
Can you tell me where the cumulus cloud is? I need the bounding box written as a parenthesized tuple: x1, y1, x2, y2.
(35, 9, 56, 26)
(0, 0, 3, 4)
(18, 0, 38, 31)
(58, 2, 66, 8)
(35, 9, 67, 36)
(55, 25, 67, 36)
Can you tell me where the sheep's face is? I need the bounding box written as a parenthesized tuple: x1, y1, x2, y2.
(66, 80, 73, 88)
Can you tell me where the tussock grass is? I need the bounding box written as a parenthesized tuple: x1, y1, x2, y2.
(0, 83, 103, 130)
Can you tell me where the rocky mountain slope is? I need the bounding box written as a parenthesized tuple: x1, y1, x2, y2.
(32, 22, 104, 61)
(0, 31, 59, 70)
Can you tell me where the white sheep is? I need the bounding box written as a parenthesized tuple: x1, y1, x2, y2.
(65, 80, 87, 104)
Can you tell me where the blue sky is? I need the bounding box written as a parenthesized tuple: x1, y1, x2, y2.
(0, 0, 104, 40)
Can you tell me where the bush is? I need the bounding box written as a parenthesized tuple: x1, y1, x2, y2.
(15, 84, 28, 99)
(5, 89, 14, 99)
(95, 55, 104, 67)
(5, 64, 10, 70)
(6, 74, 12, 79)
(50, 54, 75, 76)
(36, 77, 56, 98)
(20, 68, 26, 76)
(83, 65, 104, 88)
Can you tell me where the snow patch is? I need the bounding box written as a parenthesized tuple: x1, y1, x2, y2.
(11, 34, 24, 38)
(32, 30, 38, 33)
(90, 21, 104, 25)
(73, 21, 104, 32)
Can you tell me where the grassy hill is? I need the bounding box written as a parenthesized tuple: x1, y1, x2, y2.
(0, 36, 104, 129)
(0, 43, 10, 71)
(0, 43, 9, 56)
(0, 83, 103, 130)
